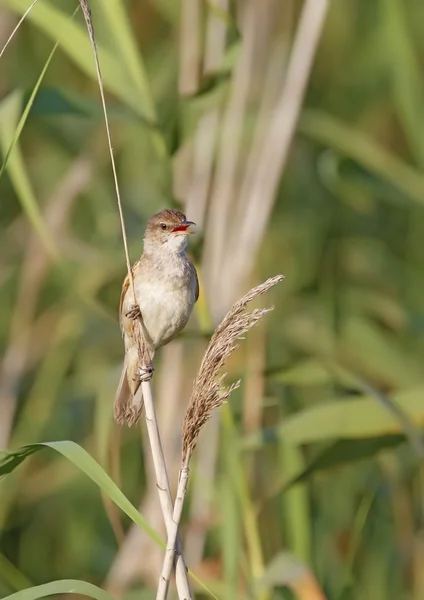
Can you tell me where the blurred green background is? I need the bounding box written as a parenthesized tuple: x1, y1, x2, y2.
(1, 1, 424, 599)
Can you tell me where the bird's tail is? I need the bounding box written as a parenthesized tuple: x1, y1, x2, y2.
(114, 356, 144, 426)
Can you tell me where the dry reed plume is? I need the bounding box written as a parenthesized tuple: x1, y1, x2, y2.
(182, 274, 284, 461)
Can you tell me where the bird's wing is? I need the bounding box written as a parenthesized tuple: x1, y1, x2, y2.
(119, 260, 140, 336)
(191, 261, 199, 303)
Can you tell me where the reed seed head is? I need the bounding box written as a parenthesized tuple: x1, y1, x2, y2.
(182, 275, 284, 461)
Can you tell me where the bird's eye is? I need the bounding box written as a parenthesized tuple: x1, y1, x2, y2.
(160, 223, 167, 230)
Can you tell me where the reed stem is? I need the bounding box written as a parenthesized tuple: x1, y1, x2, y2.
(141, 379, 192, 600)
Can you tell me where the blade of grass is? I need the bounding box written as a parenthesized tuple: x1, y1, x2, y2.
(271, 436, 405, 493)
(0, 443, 219, 598)
(11, 312, 83, 447)
(221, 408, 249, 600)
(1, 0, 153, 121)
(279, 440, 311, 563)
(0, 444, 217, 598)
(380, 0, 424, 166)
(0, 92, 57, 258)
(0, 441, 162, 543)
(335, 367, 424, 459)
(1, 580, 115, 600)
(0, 156, 92, 452)
(0, 0, 38, 59)
(90, 0, 156, 118)
(222, 405, 268, 599)
(219, 470, 242, 600)
(88, 0, 167, 158)
(0, 553, 32, 593)
(299, 110, 424, 205)
(0, 37, 60, 184)
(244, 384, 424, 449)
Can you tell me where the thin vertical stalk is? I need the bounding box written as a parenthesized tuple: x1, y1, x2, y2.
(141, 380, 192, 600)
(77, 2, 191, 596)
(156, 456, 190, 600)
(106, 343, 190, 590)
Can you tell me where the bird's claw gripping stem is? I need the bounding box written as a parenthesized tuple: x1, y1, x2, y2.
(137, 365, 154, 382)
(126, 304, 141, 320)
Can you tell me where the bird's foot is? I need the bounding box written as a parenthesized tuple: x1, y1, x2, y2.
(137, 364, 154, 382)
(126, 304, 141, 320)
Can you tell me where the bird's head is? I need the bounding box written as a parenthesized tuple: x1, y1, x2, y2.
(144, 209, 196, 254)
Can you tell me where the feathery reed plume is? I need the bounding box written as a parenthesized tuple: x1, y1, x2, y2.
(183, 274, 284, 461)
(156, 274, 284, 600)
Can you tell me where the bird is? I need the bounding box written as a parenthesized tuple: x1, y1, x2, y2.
(114, 209, 199, 425)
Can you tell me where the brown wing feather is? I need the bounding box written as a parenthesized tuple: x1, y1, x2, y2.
(116, 261, 144, 426)
(119, 260, 139, 336)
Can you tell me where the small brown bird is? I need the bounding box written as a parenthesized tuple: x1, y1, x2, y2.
(114, 209, 199, 425)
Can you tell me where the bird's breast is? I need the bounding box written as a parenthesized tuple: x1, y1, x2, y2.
(133, 266, 196, 349)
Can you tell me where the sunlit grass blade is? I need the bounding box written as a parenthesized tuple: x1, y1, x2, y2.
(0, 441, 220, 599)
(0, 440, 162, 544)
(0, 92, 57, 258)
(0, 41, 58, 184)
(0, 0, 39, 59)
(1, 580, 115, 600)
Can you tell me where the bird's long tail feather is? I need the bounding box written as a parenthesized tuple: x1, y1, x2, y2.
(114, 358, 144, 426)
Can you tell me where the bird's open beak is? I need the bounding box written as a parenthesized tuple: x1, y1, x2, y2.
(171, 220, 196, 235)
